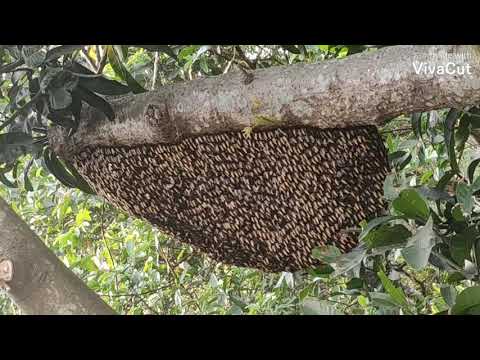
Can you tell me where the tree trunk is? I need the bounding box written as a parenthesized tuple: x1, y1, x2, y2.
(0, 197, 116, 315)
(49, 45, 480, 160)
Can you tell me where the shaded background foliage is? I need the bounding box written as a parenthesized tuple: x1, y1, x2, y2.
(1, 45, 480, 315)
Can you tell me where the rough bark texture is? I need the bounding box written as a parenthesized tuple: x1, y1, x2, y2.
(0, 197, 116, 315)
(49, 45, 480, 160)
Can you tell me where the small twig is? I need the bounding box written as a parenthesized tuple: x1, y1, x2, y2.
(100, 201, 118, 292)
(0, 59, 25, 74)
(98, 285, 170, 298)
(223, 47, 236, 74)
(380, 127, 413, 134)
(96, 46, 108, 74)
(151, 51, 160, 90)
(234, 45, 255, 70)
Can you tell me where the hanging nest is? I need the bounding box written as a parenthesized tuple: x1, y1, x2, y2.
(66, 124, 390, 272)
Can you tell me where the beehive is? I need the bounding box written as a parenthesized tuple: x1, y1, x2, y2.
(70, 125, 390, 272)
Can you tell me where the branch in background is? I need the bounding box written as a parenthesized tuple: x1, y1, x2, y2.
(0, 196, 116, 315)
(235, 45, 256, 70)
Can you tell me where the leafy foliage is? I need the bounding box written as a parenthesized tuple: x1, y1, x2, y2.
(2, 45, 480, 315)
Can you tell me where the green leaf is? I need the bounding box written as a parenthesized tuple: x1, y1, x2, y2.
(63, 160, 95, 195)
(369, 292, 399, 309)
(70, 61, 131, 96)
(392, 189, 430, 221)
(21, 46, 46, 68)
(346, 278, 364, 290)
(359, 215, 406, 241)
(455, 183, 473, 215)
(133, 45, 178, 59)
(444, 108, 462, 174)
(363, 224, 411, 249)
(281, 45, 302, 54)
(377, 270, 409, 310)
(450, 227, 477, 265)
(440, 285, 457, 308)
(388, 151, 412, 170)
(451, 286, 480, 315)
(74, 86, 115, 121)
(411, 112, 423, 139)
(23, 157, 34, 191)
(48, 86, 72, 110)
(45, 45, 84, 62)
(302, 298, 343, 315)
(106, 45, 146, 94)
(331, 245, 367, 277)
(79, 257, 98, 272)
(76, 208, 92, 226)
(43, 148, 77, 188)
(446, 271, 466, 284)
(312, 245, 341, 264)
(451, 205, 465, 225)
(0, 172, 17, 188)
(401, 217, 437, 270)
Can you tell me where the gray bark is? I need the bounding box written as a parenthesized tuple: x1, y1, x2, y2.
(0, 197, 116, 315)
(49, 45, 480, 160)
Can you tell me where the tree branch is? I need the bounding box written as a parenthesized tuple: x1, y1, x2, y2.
(49, 45, 480, 161)
(0, 196, 116, 315)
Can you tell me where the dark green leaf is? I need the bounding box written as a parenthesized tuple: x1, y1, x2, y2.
(312, 245, 341, 264)
(106, 46, 146, 94)
(411, 112, 423, 139)
(23, 157, 34, 191)
(134, 45, 178, 59)
(450, 226, 477, 265)
(0, 173, 17, 188)
(281, 45, 302, 54)
(346, 278, 364, 290)
(436, 171, 456, 191)
(455, 183, 473, 215)
(359, 215, 406, 241)
(43, 148, 77, 188)
(45, 45, 84, 62)
(63, 160, 95, 195)
(377, 270, 409, 310)
(471, 175, 480, 194)
(363, 224, 411, 249)
(369, 292, 399, 309)
(74, 86, 115, 121)
(78, 74, 131, 96)
(392, 189, 430, 221)
(446, 271, 466, 284)
(451, 286, 480, 315)
(444, 108, 462, 174)
(48, 87, 72, 110)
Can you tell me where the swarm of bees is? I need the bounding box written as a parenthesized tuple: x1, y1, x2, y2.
(70, 125, 389, 272)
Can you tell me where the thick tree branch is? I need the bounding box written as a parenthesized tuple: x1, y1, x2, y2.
(49, 45, 480, 160)
(0, 197, 116, 315)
